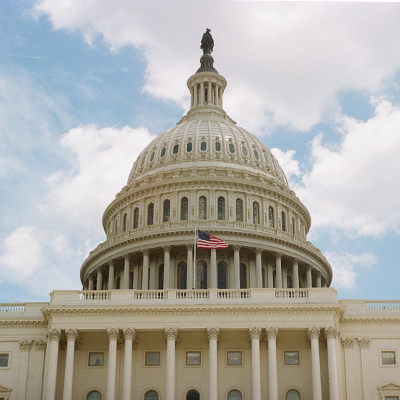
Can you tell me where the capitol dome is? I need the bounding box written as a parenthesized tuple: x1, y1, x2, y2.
(80, 32, 332, 292)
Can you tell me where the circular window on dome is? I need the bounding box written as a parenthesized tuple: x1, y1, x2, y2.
(254, 149, 259, 160)
(150, 151, 155, 161)
(229, 143, 235, 153)
(200, 141, 207, 151)
(215, 141, 221, 152)
(173, 144, 179, 154)
(160, 147, 166, 158)
(242, 146, 248, 156)
(264, 153, 269, 164)
(187, 142, 193, 152)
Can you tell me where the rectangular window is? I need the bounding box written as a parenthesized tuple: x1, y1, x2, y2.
(227, 351, 242, 365)
(385, 397, 399, 400)
(88, 352, 104, 366)
(145, 351, 160, 366)
(284, 351, 299, 365)
(381, 351, 396, 365)
(0, 353, 9, 368)
(186, 351, 201, 366)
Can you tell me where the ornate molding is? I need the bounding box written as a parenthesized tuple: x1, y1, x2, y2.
(358, 337, 371, 348)
(207, 327, 219, 341)
(163, 246, 171, 252)
(165, 327, 178, 340)
(48, 329, 62, 341)
(341, 338, 354, 349)
(107, 328, 120, 340)
(249, 327, 262, 340)
(19, 340, 33, 351)
(65, 328, 79, 341)
(325, 327, 338, 339)
(35, 340, 47, 351)
(123, 328, 136, 340)
(266, 327, 278, 339)
(308, 327, 320, 340)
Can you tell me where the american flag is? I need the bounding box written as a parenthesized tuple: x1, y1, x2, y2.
(197, 230, 228, 249)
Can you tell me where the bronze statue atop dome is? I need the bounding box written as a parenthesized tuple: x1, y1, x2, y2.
(201, 28, 214, 54)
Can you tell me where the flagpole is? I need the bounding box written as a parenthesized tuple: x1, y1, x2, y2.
(193, 226, 197, 290)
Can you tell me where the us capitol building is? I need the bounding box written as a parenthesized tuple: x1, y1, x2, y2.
(1, 30, 399, 400)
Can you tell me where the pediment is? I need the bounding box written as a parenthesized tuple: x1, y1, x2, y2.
(0, 385, 11, 392)
(378, 382, 400, 391)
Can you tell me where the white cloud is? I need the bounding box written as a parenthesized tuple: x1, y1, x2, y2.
(326, 251, 377, 290)
(0, 226, 44, 280)
(270, 148, 301, 183)
(296, 98, 400, 237)
(34, 1, 400, 132)
(42, 124, 155, 233)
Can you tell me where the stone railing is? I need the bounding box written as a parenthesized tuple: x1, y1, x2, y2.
(50, 288, 337, 306)
(364, 300, 400, 310)
(0, 303, 26, 312)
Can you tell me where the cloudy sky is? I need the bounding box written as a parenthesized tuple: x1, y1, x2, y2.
(1, 0, 400, 302)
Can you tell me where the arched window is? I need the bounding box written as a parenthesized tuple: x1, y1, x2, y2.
(199, 196, 207, 219)
(145, 390, 159, 400)
(281, 211, 286, 231)
(236, 198, 243, 222)
(200, 141, 207, 151)
(218, 262, 227, 289)
(181, 197, 189, 220)
(173, 144, 179, 154)
(197, 260, 208, 289)
(240, 264, 247, 289)
(218, 196, 225, 220)
(186, 389, 200, 400)
(163, 199, 170, 222)
(160, 147, 166, 158)
(228, 390, 242, 400)
(215, 141, 221, 151)
(134, 208, 139, 229)
(158, 265, 164, 290)
(178, 262, 187, 289)
(123, 213, 128, 231)
(286, 389, 301, 400)
(187, 142, 193, 152)
(87, 391, 101, 400)
(229, 143, 235, 153)
(269, 206, 274, 228)
(253, 202, 260, 225)
(148, 203, 154, 225)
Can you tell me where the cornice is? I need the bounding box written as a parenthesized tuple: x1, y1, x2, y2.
(0, 319, 47, 327)
(340, 316, 400, 324)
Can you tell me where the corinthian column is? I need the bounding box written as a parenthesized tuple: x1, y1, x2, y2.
(17, 340, 32, 400)
(249, 327, 262, 400)
(266, 327, 278, 400)
(123, 255, 130, 289)
(234, 245, 241, 289)
(45, 329, 62, 400)
(163, 246, 171, 290)
(122, 328, 136, 400)
(255, 249, 262, 288)
(106, 328, 119, 400)
(165, 328, 178, 400)
(275, 253, 282, 288)
(325, 327, 339, 400)
(210, 249, 217, 289)
(142, 250, 149, 290)
(63, 329, 78, 400)
(308, 327, 322, 400)
(186, 245, 193, 289)
(207, 327, 219, 400)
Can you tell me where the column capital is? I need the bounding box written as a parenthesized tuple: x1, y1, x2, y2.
(142, 249, 149, 257)
(163, 245, 171, 252)
(307, 265, 312, 271)
(123, 328, 136, 340)
(109, 259, 115, 267)
(308, 327, 320, 340)
(266, 327, 278, 339)
(255, 248, 262, 255)
(249, 327, 262, 340)
(48, 328, 62, 341)
(233, 245, 241, 251)
(358, 337, 371, 348)
(123, 254, 130, 261)
(325, 327, 338, 339)
(165, 327, 178, 340)
(341, 338, 354, 348)
(276, 252, 282, 259)
(207, 327, 219, 340)
(65, 328, 79, 341)
(19, 339, 33, 351)
(35, 339, 47, 351)
(186, 244, 193, 251)
(293, 258, 299, 264)
(107, 328, 120, 341)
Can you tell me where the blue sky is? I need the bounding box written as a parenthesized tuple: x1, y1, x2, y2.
(1, 1, 400, 302)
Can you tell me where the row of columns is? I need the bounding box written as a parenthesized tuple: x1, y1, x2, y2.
(87, 247, 326, 291)
(191, 81, 223, 108)
(43, 326, 339, 400)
